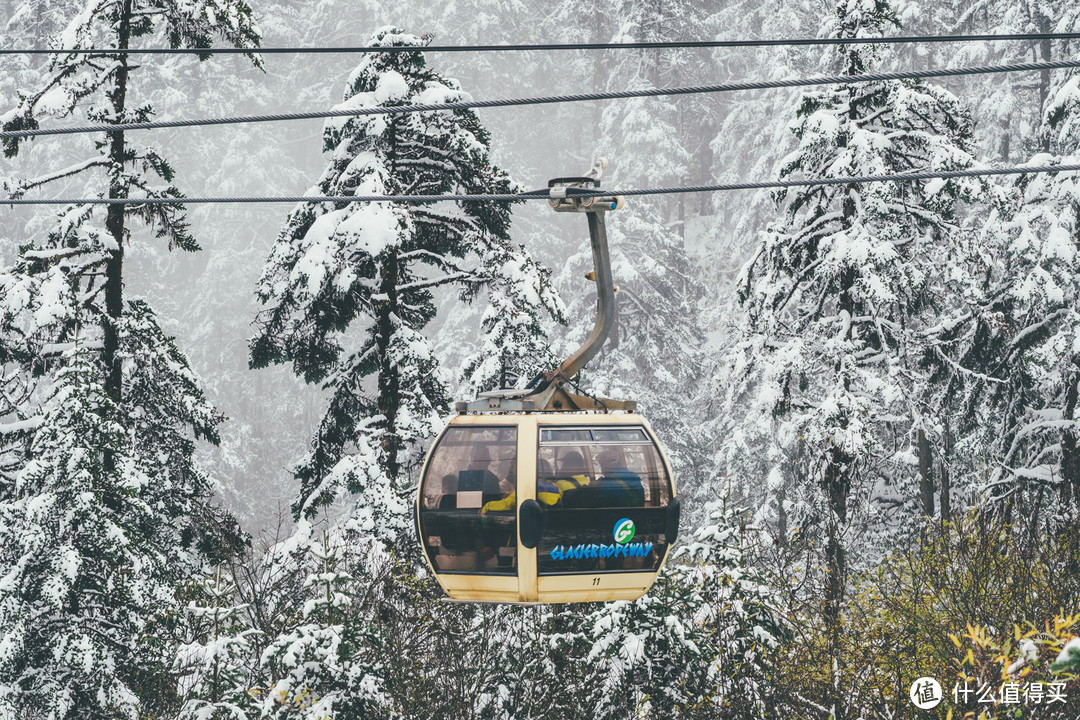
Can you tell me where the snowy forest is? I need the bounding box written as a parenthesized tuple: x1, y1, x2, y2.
(2, 0, 1080, 717)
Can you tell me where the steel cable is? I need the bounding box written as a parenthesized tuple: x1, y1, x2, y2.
(6, 32, 1080, 54)
(3, 57, 1080, 141)
(5, 162, 1079, 205)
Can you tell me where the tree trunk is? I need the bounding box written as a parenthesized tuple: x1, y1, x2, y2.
(822, 85, 861, 718)
(1039, 29, 1052, 153)
(823, 445, 850, 619)
(823, 445, 850, 720)
(678, 184, 685, 244)
(699, 122, 713, 216)
(376, 248, 401, 487)
(940, 420, 951, 522)
(103, 0, 131, 473)
(777, 479, 787, 549)
(918, 428, 934, 516)
(1060, 361, 1080, 505)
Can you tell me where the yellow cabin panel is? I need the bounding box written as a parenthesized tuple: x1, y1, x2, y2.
(435, 573, 519, 603)
(537, 572, 659, 604)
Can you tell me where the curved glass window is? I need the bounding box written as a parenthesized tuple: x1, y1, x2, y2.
(536, 425, 672, 575)
(419, 426, 517, 574)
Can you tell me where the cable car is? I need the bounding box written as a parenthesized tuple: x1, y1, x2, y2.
(416, 160, 681, 603)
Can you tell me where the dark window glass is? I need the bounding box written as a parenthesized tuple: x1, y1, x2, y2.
(535, 426, 673, 575)
(419, 426, 517, 574)
(590, 428, 649, 443)
(540, 428, 594, 443)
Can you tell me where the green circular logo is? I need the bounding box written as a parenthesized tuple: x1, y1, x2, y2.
(613, 518, 636, 544)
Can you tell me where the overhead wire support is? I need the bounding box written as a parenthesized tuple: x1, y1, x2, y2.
(7, 32, 1080, 54)
(6, 162, 1080, 205)
(4, 57, 1080, 141)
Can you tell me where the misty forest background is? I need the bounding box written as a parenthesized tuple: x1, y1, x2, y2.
(2, 0, 1080, 718)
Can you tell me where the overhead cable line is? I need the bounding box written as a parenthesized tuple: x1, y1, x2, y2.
(5, 162, 1080, 205)
(4, 57, 1080, 141)
(7, 32, 1080, 55)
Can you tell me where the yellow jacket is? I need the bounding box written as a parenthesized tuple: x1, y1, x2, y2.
(480, 474, 590, 514)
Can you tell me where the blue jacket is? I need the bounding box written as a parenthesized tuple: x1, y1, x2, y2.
(594, 467, 645, 507)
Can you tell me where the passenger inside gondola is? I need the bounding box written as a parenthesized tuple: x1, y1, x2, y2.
(438, 474, 458, 509)
(456, 446, 501, 509)
(420, 426, 518, 574)
(480, 464, 518, 568)
(555, 451, 591, 507)
(595, 451, 645, 506)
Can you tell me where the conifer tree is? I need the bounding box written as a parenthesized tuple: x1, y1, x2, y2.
(255, 525, 394, 720)
(718, 0, 982, 709)
(0, 354, 146, 717)
(0, 1, 260, 715)
(580, 504, 784, 719)
(250, 27, 560, 517)
(962, 32, 1080, 516)
(174, 569, 261, 720)
(599, 0, 709, 218)
(461, 244, 565, 394)
(249, 28, 563, 720)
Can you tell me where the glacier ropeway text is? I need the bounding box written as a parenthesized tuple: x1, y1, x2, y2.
(550, 542, 654, 560)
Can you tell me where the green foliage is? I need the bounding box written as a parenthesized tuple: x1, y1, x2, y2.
(759, 513, 1080, 718)
(948, 615, 1079, 719)
(1052, 637, 1080, 674)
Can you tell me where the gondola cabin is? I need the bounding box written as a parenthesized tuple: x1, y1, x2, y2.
(416, 413, 679, 603)
(415, 160, 680, 603)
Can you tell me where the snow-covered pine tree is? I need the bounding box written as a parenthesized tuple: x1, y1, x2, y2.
(600, 0, 711, 195)
(0, 1, 260, 716)
(249, 27, 564, 719)
(718, 0, 981, 702)
(254, 524, 394, 720)
(461, 244, 565, 394)
(0, 353, 148, 717)
(591, 505, 785, 719)
(945, 0, 1064, 162)
(470, 606, 568, 720)
(174, 568, 261, 720)
(961, 18, 1080, 518)
(598, 0, 712, 226)
(250, 27, 559, 516)
(532, 0, 617, 165)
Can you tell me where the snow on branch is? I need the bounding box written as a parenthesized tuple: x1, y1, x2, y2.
(0, 417, 42, 435)
(8, 158, 108, 198)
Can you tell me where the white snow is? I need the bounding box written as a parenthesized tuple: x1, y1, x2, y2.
(374, 71, 410, 103)
(1056, 637, 1080, 667)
